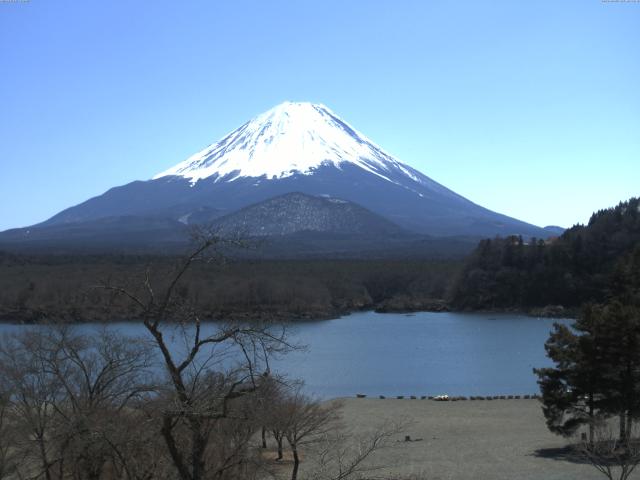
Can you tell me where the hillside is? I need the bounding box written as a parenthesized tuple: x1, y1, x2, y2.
(449, 197, 640, 311)
(212, 192, 404, 236)
(0, 192, 478, 258)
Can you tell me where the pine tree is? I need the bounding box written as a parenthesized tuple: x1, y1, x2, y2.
(535, 302, 640, 442)
(593, 302, 640, 441)
(534, 317, 602, 441)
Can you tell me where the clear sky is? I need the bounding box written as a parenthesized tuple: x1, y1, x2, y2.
(0, 0, 638, 231)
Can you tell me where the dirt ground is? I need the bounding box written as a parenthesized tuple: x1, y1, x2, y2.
(281, 398, 614, 480)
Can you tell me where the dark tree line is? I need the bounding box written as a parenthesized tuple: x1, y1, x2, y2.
(450, 197, 640, 311)
(0, 256, 460, 323)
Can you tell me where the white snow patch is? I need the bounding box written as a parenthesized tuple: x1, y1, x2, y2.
(153, 101, 427, 186)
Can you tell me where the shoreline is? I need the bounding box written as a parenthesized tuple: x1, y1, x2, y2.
(0, 304, 576, 324)
(348, 393, 541, 401)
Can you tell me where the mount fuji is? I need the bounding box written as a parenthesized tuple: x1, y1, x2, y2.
(1, 101, 550, 253)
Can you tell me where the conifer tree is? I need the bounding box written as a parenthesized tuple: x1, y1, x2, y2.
(534, 314, 601, 441)
(536, 302, 640, 442)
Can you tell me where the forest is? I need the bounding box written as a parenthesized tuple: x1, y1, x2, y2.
(0, 253, 459, 323)
(450, 197, 640, 313)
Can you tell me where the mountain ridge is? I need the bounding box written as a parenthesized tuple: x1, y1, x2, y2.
(3, 101, 552, 248)
(0, 193, 479, 259)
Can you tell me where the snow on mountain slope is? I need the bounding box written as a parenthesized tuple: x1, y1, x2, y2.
(153, 101, 424, 186)
(10, 101, 550, 241)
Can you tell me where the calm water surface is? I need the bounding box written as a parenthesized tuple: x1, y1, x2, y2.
(0, 311, 570, 398)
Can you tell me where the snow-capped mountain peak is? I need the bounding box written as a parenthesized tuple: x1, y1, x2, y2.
(17, 101, 549, 241)
(153, 101, 422, 185)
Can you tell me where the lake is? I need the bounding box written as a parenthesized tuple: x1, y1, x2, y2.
(0, 311, 570, 399)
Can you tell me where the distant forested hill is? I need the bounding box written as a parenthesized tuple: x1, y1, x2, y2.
(450, 197, 640, 311)
(0, 255, 460, 323)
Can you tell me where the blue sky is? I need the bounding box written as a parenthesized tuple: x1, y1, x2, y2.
(0, 0, 638, 231)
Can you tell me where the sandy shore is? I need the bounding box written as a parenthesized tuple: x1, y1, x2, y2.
(290, 398, 606, 480)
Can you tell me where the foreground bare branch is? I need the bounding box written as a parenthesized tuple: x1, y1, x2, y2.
(576, 422, 640, 480)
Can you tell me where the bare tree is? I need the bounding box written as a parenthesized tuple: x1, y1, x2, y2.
(258, 375, 298, 462)
(308, 420, 405, 480)
(101, 230, 293, 480)
(250, 372, 283, 459)
(576, 421, 640, 480)
(270, 413, 288, 462)
(41, 327, 155, 480)
(276, 387, 343, 480)
(0, 327, 161, 480)
(0, 329, 65, 480)
(98, 403, 172, 480)
(0, 378, 17, 480)
(262, 386, 408, 480)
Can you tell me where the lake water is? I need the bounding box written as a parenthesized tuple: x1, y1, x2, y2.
(0, 311, 570, 399)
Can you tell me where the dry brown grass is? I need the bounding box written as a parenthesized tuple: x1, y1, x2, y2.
(285, 398, 609, 480)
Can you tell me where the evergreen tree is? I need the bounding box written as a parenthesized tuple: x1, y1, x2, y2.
(535, 302, 640, 442)
(593, 302, 640, 441)
(534, 315, 602, 441)
(451, 197, 640, 310)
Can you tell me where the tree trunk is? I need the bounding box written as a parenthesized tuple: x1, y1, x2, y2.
(619, 412, 627, 441)
(277, 437, 283, 461)
(290, 444, 300, 480)
(37, 436, 52, 480)
(261, 426, 267, 449)
(588, 394, 594, 445)
(191, 427, 206, 480)
(161, 415, 192, 480)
